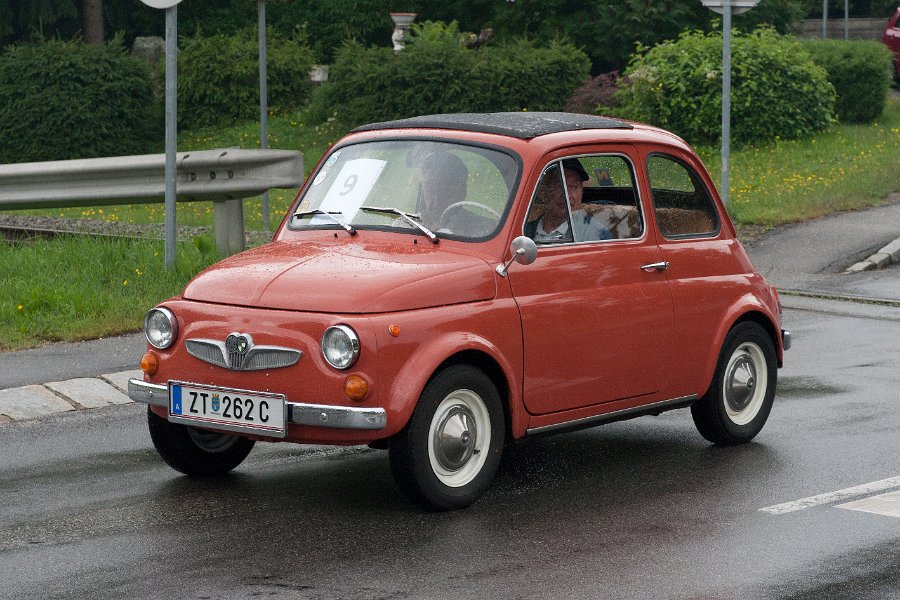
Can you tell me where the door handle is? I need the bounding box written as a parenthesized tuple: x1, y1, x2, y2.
(640, 261, 669, 272)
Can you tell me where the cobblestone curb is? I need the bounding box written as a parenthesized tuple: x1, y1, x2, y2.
(0, 370, 139, 423)
(845, 238, 900, 273)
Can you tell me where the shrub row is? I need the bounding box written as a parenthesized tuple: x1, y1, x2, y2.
(176, 27, 316, 130)
(308, 22, 590, 128)
(613, 28, 836, 146)
(801, 38, 893, 124)
(0, 37, 161, 163)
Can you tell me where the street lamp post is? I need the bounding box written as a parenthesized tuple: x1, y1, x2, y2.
(700, 0, 760, 206)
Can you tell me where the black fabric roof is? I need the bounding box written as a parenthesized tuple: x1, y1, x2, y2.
(351, 112, 633, 140)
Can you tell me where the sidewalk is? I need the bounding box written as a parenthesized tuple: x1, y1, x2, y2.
(2, 200, 898, 424)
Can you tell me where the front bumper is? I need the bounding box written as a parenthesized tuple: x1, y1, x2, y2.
(128, 378, 387, 431)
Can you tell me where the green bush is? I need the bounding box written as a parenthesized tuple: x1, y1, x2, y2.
(0, 37, 161, 163)
(801, 39, 893, 124)
(614, 28, 835, 146)
(309, 21, 590, 128)
(177, 27, 315, 130)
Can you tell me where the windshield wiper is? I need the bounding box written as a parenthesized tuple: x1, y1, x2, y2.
(359, 206, 438, 244)
(291, 210, 356, 236)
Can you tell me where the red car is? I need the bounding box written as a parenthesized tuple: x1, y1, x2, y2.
(884, 7, 900, 79)
(130, 112, 790, 510)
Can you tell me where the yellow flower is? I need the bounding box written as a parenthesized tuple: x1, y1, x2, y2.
(17, 304, 23, 311)
(123, 280, 129, 286)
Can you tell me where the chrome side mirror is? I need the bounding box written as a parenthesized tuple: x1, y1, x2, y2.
(496, 236, 538, 277)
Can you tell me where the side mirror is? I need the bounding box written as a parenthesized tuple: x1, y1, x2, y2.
(496, 235, 537, 277)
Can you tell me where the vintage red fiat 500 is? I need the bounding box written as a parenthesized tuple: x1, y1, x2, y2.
(130, 112, 790, 510)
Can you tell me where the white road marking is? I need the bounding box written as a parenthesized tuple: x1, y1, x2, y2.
(838, 490, 900, 518)
(759, 476, 900, 515)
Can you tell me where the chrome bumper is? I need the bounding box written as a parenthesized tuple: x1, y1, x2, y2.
(782, 329, 792, 351)
(128, 378, 387, 430)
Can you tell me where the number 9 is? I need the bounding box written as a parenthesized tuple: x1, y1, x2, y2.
(339, 174, 358, 196)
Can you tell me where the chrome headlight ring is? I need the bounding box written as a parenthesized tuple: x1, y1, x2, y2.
(145, 307, 178, 350)
(321, 325, 360, 370)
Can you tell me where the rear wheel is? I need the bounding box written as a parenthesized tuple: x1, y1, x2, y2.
(389, 365, 505, 511)
(147, 407, 255, 476)
(691, 322, 777, 445)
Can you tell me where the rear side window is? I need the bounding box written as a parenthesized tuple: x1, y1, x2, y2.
(647, 155, 719, 238)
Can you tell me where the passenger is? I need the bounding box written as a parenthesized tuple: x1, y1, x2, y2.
(525, 159, 612, 243)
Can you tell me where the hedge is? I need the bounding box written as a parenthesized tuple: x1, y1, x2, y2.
(308, 21, 591, 128)
(801, 39, 893, 124)
(0, 37, 161, 163)
(176, 27, 315, 130)
(614, 28, 836, 146)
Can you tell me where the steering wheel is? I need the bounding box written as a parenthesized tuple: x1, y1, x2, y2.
(439, 201, 502, 232)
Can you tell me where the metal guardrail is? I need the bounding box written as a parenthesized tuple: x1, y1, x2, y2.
(0, 148, 303, 255)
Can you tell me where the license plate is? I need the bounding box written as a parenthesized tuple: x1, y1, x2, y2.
(168, 381, 287, 438)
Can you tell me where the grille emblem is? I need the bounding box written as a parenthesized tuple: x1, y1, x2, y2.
(186, 334, 302, 371)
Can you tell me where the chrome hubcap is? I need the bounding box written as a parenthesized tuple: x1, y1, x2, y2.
(726, 354, 757, 412)
(433, 406, 478, 471)
(722, 342, 768, 426)
(427, 389, 491, 488)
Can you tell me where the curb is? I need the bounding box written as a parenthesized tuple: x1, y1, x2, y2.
(845, 238, 900, 273)
(0, 370, 140, 423)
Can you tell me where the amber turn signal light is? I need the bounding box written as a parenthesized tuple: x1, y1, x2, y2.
(140, 352, 159, 376)
(344, 375, 369, 402)
(388, 324, 401, 337)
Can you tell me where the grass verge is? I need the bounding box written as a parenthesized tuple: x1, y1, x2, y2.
(0, 236, 217, 351)
(697, 96, 900, 226)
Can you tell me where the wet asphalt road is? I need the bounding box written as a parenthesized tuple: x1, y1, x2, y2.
(1, 300, 899, 600)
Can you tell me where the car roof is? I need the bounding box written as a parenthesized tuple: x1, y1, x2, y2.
(351, 112, 633, 140)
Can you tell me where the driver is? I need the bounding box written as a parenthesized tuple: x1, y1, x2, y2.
(418, 152, 469, 228)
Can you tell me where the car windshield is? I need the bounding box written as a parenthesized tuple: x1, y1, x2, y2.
(289, 140, 519, 241)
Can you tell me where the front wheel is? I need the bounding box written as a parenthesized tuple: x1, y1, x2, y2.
(147, 407, 255, 476)
(389, 365, 505, 511)
(691, 322, 777, 445)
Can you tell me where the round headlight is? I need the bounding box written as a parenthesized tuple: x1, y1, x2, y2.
(145, 307, 178, 350)
(321, 325, 360, 370)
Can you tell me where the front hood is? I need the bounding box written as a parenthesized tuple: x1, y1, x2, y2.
(182, 239, 498, 313)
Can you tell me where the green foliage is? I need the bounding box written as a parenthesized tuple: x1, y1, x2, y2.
(308, 21, 590, 128)
(487, 0, 806, 73)
(0, 36, 161, 162)
(176, 27, 315, 130)
(615, 28, 835, 146)
(801, 39, 893, 123)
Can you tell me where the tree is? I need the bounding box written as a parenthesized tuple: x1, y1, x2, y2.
(83, 0, 104, 44)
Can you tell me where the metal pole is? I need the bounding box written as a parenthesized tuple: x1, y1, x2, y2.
(844, 0, 849, 40)
(822, 0, 828, 38)
(259, 0, 270, 231)
(164, 5, 177, 269)
(721, 0, 731, 206)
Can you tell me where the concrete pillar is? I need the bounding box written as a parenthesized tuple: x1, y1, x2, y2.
(213, 199, 245, 256)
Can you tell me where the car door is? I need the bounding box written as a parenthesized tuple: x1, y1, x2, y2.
(508, 148, 675, 416)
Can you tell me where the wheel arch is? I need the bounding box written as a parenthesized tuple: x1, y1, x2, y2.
(701, 306, 782, 399)
(433, 350, 513, 440)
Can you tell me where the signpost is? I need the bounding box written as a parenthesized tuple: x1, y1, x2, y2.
(700, 0, 759, 206)
(140, 0, 183, 270)
(259, 0, 270, 230)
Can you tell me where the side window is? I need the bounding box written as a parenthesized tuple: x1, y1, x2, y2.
(524, 164, 574, 244)
(577, 155, 644, 240)
(523, 155, 644, 244)
(647, 155, 719, 238)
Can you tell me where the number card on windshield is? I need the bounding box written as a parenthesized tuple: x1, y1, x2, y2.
(314, 158, 386, 223)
